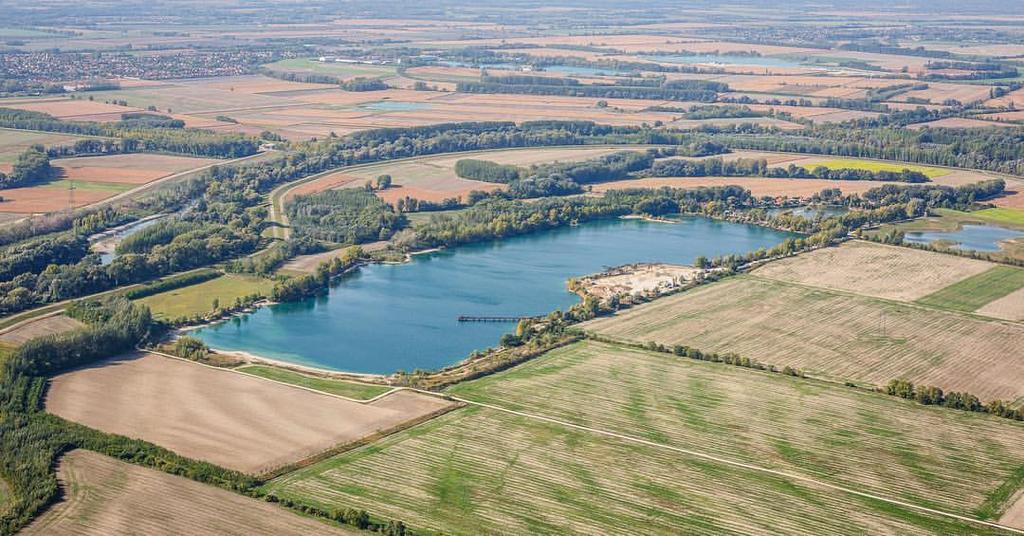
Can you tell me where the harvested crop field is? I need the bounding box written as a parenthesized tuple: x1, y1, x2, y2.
(0, 313, 82, 345)
(0, 98, 143, 119)
(449, 340, 1024, 520)
(21, 450, 355, 535)
(45, 353, 456, 473)
(977, 287, 1024, 322)
(753, 241, 995, 302)
(298, 146, 635, 201)
(582, 276, 1024, 402)
(0, 153, 221, 214)
(0, 185, 111, 214)
(265, 387, 1017, 534)
(906, 117, 1015, 130)
(0, 129, 96, 162)
(591, 176, 892, 199)
(52, 154, 220, 184)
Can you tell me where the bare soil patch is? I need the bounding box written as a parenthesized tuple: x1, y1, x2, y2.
(0, 314, 82, 345)
(0, 185, 111, 214)
(1000, 491, 1024, 531)
(977, 286, 1024, 322)
(45, 353, 456, 474)
(21, 450, 355, 535)
(280, 242, 390, 274)
(576, 262, 701, 300)
(753, 241, 995, 302)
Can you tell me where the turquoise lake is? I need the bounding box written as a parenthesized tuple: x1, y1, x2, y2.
(193, 217, 797, 374)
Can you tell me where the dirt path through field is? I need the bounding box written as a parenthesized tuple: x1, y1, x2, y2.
(432, 390, 1024, 534)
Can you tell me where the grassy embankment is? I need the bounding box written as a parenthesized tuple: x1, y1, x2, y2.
(236, 365, 391, 400)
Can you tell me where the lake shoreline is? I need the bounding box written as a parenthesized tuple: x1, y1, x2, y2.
(188, 215, 798, 374)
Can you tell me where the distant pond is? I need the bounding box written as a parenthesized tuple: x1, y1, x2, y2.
(903, 224, 1024, 253)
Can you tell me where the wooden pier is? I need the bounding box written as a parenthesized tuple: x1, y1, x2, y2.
(457, 315, 539, 323)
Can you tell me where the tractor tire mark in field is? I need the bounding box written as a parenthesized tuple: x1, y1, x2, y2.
(434, 391, 1024, 535)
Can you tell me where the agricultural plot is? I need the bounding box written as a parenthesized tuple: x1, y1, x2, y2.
(916, 266, 1024, 313)
(0, 313, 83, 346)
(753, 241, 995, 302)
(582, 276, 1024, 403)
(791, 157, 950, 178)
(0, 98, 144, 120)
(977, 288, 1024, 322)
(449, 340, 1024, 521)
(264, 400, 1016, 535)
(907, 117, 1015, 130)
(45, 353, 455, 473)
(0, 153, 219, 214)
(263, 58, 397, 80)
(0, 129, 96, 162)
(21, 450, 355, 535)
(136, 274, 273, 319)
(302, 146, 634, 203)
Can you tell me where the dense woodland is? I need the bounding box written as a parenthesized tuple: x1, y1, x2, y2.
(285, 189, 406, 244)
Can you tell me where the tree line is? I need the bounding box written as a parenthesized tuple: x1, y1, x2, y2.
(643, 157, 931, 183)
(0, 108, 259, 158)
(885, 379, 1022, 421)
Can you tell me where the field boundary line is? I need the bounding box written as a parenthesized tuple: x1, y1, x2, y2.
(144, 348, 399, 404)
(747, 265, 1024, 327)
(431, 390, 1024, 535)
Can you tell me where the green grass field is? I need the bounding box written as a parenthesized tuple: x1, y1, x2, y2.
(136, 274, 274, 319)
(263, 58, 396, 80)
(0, 128, 97, 163)
(811, 158, 950, 178)
(42, 179, 134, 193)
(261, 341, 1024, 534)
(0, 341, 15, 381)
(970, 208, 1024, 229)
(236, 365, 392, 400)
(916, 266, 1024, 312)
(0, 476, 9, 514)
